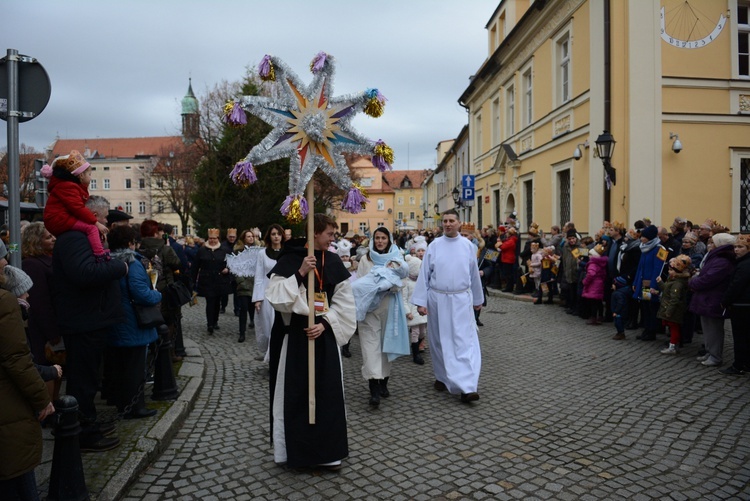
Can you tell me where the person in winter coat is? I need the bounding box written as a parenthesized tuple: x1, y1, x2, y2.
(234, 229, 257, 344)
(656, 255, 692, 355)
(689, 232, 736, 367)
(105, 226, 161, 419)
(632, 225, 669, 341)
(403, 255, 427, 364)
(21, 222, 63, 402)
(0, 274, 55, 499)
(496, 227, 518, 292)
(611, 276, 630, 340)
(582, 244, 608, 325)
(560, 230, 583, 314)
(720, 234, 750, 375)
(619, 227, 643, 329)
(41, 150, 109, 260)
(192, 228, 231, 333)
(536, 246, 559, 305)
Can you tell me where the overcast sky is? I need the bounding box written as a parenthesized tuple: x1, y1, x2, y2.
(2, 0, 494, 171)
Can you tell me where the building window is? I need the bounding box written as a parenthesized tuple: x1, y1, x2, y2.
(523, 179, 533, 227)
(138, 201, 146, 214)
(125, 202, 132, 214)
(740, 3, 750, 77)
(523, 67, 533, 127)
(103, 166, 110, 171)
(103, 179, 110, 190)
(125, 179, 131, 189)
(474, 113, 482, 155)
(89, 179, 97, 190)
(139, 178, 145, 190)
(359, 222, 368, 234)
(377, 198, 385, 211)
(492, 97, 501, 144)
(398, 211, 403, 220)
(397, 196, 403, 205)
(557, 33, 571, 104)
(557, 169, 571, 227)
(125, 165, 132, 170)
(156, 178, 164, 189)
(409, 211, 415, 220)
(505, 83, 515, 138)
(409, 196, 415, 205)
(157, 201, 165, 213)
(360, 177, 373, 187)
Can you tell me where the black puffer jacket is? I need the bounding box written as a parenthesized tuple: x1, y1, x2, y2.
(51, 231, 127, 334)
(723, 252, 750, 306)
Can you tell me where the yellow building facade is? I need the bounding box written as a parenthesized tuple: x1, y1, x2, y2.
(332, 155, 395, 236)
(443, 0, 750, 235)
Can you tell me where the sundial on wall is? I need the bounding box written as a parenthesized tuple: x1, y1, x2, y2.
(660, 1, 727, 49)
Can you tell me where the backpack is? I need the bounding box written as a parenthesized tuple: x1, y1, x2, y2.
(139, 246, 168, 292)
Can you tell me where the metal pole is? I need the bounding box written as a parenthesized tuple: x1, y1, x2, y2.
(603, 1, 612, 223)
(6, 49, 21, 267)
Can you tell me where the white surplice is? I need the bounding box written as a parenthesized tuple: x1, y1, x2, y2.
(411, 235, 484, 394)
(252, 250, 277, 358)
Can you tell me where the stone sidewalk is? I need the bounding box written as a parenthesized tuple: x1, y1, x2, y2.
(36, 335, 206, 500)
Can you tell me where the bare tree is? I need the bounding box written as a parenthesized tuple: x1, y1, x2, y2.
(146, 142, 202, 235)
(0, 144, 42, 202)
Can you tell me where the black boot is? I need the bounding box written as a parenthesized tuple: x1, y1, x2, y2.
(341, 341, 351, 358)
(411, 342, 424, 365)
(238, 332, 245, 343)
(379, 377, 390, 398)
(368, 379, 380, 406)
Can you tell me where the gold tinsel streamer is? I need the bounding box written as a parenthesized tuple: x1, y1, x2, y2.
(260, 63, 276, 82)
(374, 142, 394, 165)
(286, 199, 304, 224)
(356, 184, 369, 209)
(363, 98, 384, 118)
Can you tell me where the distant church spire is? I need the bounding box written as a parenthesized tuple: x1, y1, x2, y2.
(181, 78, 199, 143)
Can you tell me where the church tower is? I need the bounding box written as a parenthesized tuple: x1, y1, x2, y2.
(181, 78, 200, 143)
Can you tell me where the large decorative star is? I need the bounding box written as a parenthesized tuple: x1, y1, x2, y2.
(226, 52, 392, 222)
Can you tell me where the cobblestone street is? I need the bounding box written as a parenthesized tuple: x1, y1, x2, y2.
(123, 295, 750, 500)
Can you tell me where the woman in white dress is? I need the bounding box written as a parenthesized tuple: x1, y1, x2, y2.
(252, 224, 284, 360)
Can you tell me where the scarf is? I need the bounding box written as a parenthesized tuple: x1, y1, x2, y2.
(639, 237, 659, 254)
(368, 239, 410, 361)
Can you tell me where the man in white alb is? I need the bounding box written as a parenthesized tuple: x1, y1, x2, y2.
(411, 209, 484, 403)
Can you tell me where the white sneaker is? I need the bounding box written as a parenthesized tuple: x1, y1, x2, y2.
(702, 358, 721, 367)
(661, 345, 678, 355)
(696, 354, 709, 362)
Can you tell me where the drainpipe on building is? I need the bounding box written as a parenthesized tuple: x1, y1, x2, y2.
(603, 0, 612, 222)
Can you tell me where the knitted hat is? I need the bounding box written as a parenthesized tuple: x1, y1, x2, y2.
(406, 255, 422, 277)
(641, 225, 658, 240)
(413, 239, 427, 252)
(0, 239, 6, 260)
(614, 276, 628, 288)
(2, 265, 33, 297)
(566, 229, 577, 238)
(711, 233, 736, 248)
(589, 248, 600, 258)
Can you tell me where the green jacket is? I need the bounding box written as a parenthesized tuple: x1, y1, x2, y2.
(656, 273, 690, 324)
(0, 290, 50, 480)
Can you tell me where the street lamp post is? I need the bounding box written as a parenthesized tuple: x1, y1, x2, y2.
(451, 186, 462, 208)
(595, 130, 616, 222)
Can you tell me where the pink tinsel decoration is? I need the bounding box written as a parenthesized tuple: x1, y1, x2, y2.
(341, 186, 368, 214)
(230, 160, 257, 186)
(259, 55, 273, 78)
(311, 52, 327, 73)
(224, 101, 247, 126)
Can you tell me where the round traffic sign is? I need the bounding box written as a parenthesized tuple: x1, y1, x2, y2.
(0, 54, 51, 123)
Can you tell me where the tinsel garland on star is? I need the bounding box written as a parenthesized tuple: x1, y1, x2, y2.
(224, 52, 393, 223)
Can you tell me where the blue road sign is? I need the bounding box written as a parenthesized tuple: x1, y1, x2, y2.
(463, 187, 475, 201)
(462, 174, 475, 188)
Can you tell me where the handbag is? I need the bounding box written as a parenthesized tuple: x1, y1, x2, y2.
(163, 280, 192, 307)
(128, 276, 165, 329)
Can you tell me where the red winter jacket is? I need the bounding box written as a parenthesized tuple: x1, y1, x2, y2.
(43, 176, 97, 236)
(498, 235, 518, 264)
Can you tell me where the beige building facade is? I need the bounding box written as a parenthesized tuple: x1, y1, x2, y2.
(430, 0, 750, 235)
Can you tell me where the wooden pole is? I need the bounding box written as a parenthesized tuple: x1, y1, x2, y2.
(306, 180, 316, 424)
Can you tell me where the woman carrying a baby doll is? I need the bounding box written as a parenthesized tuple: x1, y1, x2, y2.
(355, 227, 409, 407)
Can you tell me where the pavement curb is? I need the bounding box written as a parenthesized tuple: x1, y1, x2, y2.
(97, 339, 205, 500)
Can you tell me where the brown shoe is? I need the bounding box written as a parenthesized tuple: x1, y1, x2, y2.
(612, 333, 626, 340)
(433, 380, 447, 391)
